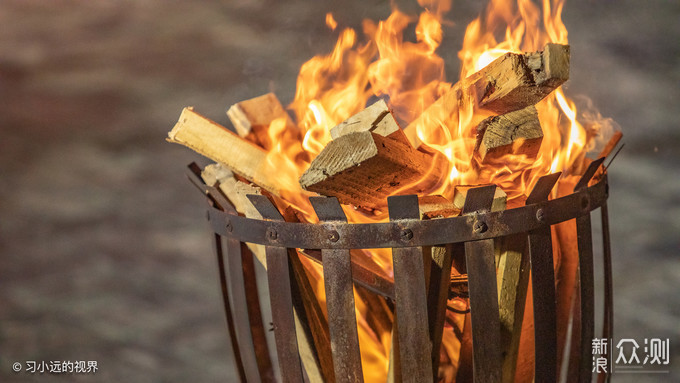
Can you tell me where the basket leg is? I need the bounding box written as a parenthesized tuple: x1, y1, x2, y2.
(213, 233, 247, 382)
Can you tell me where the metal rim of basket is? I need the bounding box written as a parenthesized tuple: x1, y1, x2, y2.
(202, 162, 608, 250)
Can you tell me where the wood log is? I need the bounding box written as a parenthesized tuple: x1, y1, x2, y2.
(168, 107, 288, 196)
(418, 195, 461, 220)
(497, 234, 531, 383)
(475, 105, 543, 163)
(227, 93, 297, 150)
(202, 163, 264, 219)
(452, 184, 507, 212)
(330, 99, 410, 144)
(299, 130, 447, 208)
(405, 43, 569, 148)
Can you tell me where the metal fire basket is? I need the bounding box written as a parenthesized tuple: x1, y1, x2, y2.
(186, 157, 613, 383)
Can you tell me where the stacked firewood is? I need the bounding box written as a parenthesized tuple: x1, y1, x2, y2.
(168, 43, 572, 382)
(169, 43, 569, 211)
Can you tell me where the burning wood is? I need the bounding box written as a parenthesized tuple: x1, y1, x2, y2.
(418, 195, 461, 220)
(169, 0, 623, 380)
(475, 105, 543, 163)
(299, 129, 447, 208)
(227, 93, 298, 151)
(330, 99, 409, 144)
(404, 43, 569, 148)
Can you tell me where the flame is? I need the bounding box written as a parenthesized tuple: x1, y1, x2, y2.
(325, 12, 338, 31)
(252, 0, 616, 380)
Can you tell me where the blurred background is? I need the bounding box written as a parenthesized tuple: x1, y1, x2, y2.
(1, 0, 678, 381)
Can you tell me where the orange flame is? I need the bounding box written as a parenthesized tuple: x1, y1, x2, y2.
(325, 12, 338, 31)
(255, 0, 615, 380)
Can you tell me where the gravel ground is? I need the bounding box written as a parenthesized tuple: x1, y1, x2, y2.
(1, 0, 678, 382)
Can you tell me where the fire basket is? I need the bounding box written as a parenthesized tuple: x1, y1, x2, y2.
(186, 158, 613, 383)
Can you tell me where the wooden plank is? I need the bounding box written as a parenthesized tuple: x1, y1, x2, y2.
(476, 105, 543, 163)
(300, 130, 447, 208)
(202, 164, 264, 217)
(453, 184, 507, 212)
(418, 195, 461, 220)
(227, 93, 297, 150)
(496, 234, 531, 383)
(405, 43, 569, 148)
(201, 163, 268, 266)
(330, 99, 409, 144)
(168, 107, 287, 196)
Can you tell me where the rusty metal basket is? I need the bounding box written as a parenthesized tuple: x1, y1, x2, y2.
(186, 158, 613, 383)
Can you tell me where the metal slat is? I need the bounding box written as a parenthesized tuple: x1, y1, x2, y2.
(576, 214, 594, 383)
(598, 201, 613, 383)
(310, 197, 364, 383)
(426, 243, 453, 378)
(461, 186, 502, 383)
(224, 237, 274, 382)
(388, 195, 433, 383)
(214, 234, 247, 382)
(249, 195, 305, 383)
(526, 173, 561, 382)
(573, 159, 604, 383)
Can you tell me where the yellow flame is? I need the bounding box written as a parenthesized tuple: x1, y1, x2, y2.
(255, 0, 615, 380)
(325, 12, 338, 31)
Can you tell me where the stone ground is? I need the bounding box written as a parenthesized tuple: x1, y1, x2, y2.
(0, 0, 678, 381)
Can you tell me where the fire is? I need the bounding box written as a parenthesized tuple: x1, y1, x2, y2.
(257, 0, 614, 380)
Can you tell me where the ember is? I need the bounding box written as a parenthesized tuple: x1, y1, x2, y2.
(169, 0, 621, 382)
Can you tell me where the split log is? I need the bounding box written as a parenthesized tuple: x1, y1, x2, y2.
(452, 184, 507, 212)
(497, 234, 531, 383)
(330, 99, 409, 144)
(299, 130, 447, 208)
(418, 195, 461, 220)
(168, 107, 289, 196)
(227, 93, 297, 150)
(475, 106, 543, 163)
(202, 163, 264, 220)
(405, 43, 569, 148)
